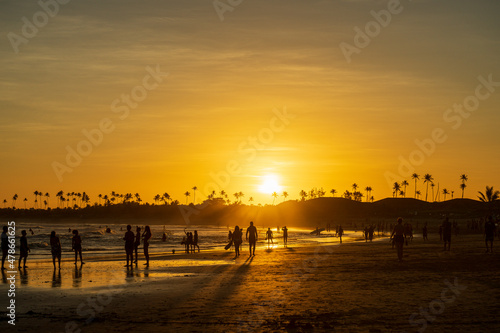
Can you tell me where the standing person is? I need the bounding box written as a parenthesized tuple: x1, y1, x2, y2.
(18, 230, 30, 269)
(422, 223, 428, 241)
(123, 225, 135, 267)
(391, 218, 405, 262)
(1, 226, 8, 270)
(134, 226, 141, 264)
(193, 230, 200, 253)
(142, 226, 152, 266)
(442, 217, 452, 251)
(72, 230, 84, 265)
(282, 226, 288, 247)
(485, 216, 496, 253)
(338, 225, 344, 244)
(266, 228, 274, 245)
(232, 226, 242, 258)
(50, 231, 62, 269)
(246, 221, 258, 256)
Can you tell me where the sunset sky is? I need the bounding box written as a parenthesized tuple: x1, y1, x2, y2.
(1, 0, 500, 206)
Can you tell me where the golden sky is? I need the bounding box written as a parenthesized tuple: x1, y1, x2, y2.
(1, 0, 500, 206)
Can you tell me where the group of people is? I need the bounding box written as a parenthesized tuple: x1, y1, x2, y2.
(123, 225, 152, 267)
(181, 229, 200, 253)
(225, 221, 259, 258)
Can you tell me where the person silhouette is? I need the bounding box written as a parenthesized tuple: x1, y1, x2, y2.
(1, 226, 8, 270)
(442, 217, 452, 251)
(72, 229, 84, 265)
(246, 221, 258, 256)
(338, 225, 344, 244)
(134, 226, 141, 264)
(422, 223, 428, 241)
(266, 228, 274, 245)
(232, 226, 242, 259)
(391, 218, 405, 262)
(485, 215, 496, 253)
(142, 226, 152, 266)
(193, 230, 200, 253)
(18, 230, 30, 269)
(50, 231, 62, 269)
(282, 226, 288, 247)
(123, 225, 135, 267)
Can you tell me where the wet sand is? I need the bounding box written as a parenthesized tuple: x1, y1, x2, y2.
(1, 233, 500, 332)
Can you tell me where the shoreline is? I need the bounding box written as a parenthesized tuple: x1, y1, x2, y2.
(1, 233, 499, 332)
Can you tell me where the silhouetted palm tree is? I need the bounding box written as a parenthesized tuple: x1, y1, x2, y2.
(33, 191, 39, 208)
(431, 183, 436, 202)
(364, 186, 372, 202)
(192, 186, 198, 204)
(2, 199, 6, 208)
(184, 191, 191, 205)
(330, 189, 337, 197)
(154, 194, 161, 205)
(442, 188, 449, 201)
(393, 182, 401, 198)
(401, 180, 409, 198)
(23, 198, 28, 209)
(272, 192, 279, 205)
(352, 183, 358, 194)
(411, 173, 420, 198)
(423, 174, 433, 201)
(460, 183, 467, 199)
(299, 190, 308, 201)
(162, 193, 171, 205)
(12, 194, 18, 208)
(45, 192, 50, 208)
(478, 186, 500, 202)
(282, 191, 288, 202)
(249, 197, 254, 204)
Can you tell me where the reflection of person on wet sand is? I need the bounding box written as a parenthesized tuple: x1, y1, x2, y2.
(266, 228, 274, 245)
(19, 230, 30, 269)
(50, 231, 62, 269)
(142, 226, 152, 266)
(391, 218, 405, 262)
(124, 225, 135, 267)
(282, 226, 288, 246)
(246, 221, 258, 256)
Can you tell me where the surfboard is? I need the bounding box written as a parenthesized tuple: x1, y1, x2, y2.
(310, 228, 325, 235)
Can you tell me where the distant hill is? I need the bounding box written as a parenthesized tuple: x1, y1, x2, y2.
(1, 198, 498, 227)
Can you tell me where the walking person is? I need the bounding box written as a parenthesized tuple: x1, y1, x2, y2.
(246, 221, 258, 256)
(485, 216, 496, 253)
(124, 225, 135, 267)
(1, 226, 9, 270)
(142, 226, 152, 266)
(232, 226, 242, 259)
(18, 230, 30, 269)
(193, 230, 200, 252)
(338, 225, 344, 244)
(72, 230, 84, 265)
(442, 217, 452, 251)
(422, 223, 428, 241)
(391, 218, 405, 262)
(282, 226, 288, 247)
(266, 228, 274, 245)
(50, 231, 62, 269)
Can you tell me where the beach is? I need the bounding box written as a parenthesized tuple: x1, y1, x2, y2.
(1, 232, 500, 332)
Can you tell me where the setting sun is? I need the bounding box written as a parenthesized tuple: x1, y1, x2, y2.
(258, 174, 283, 194)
